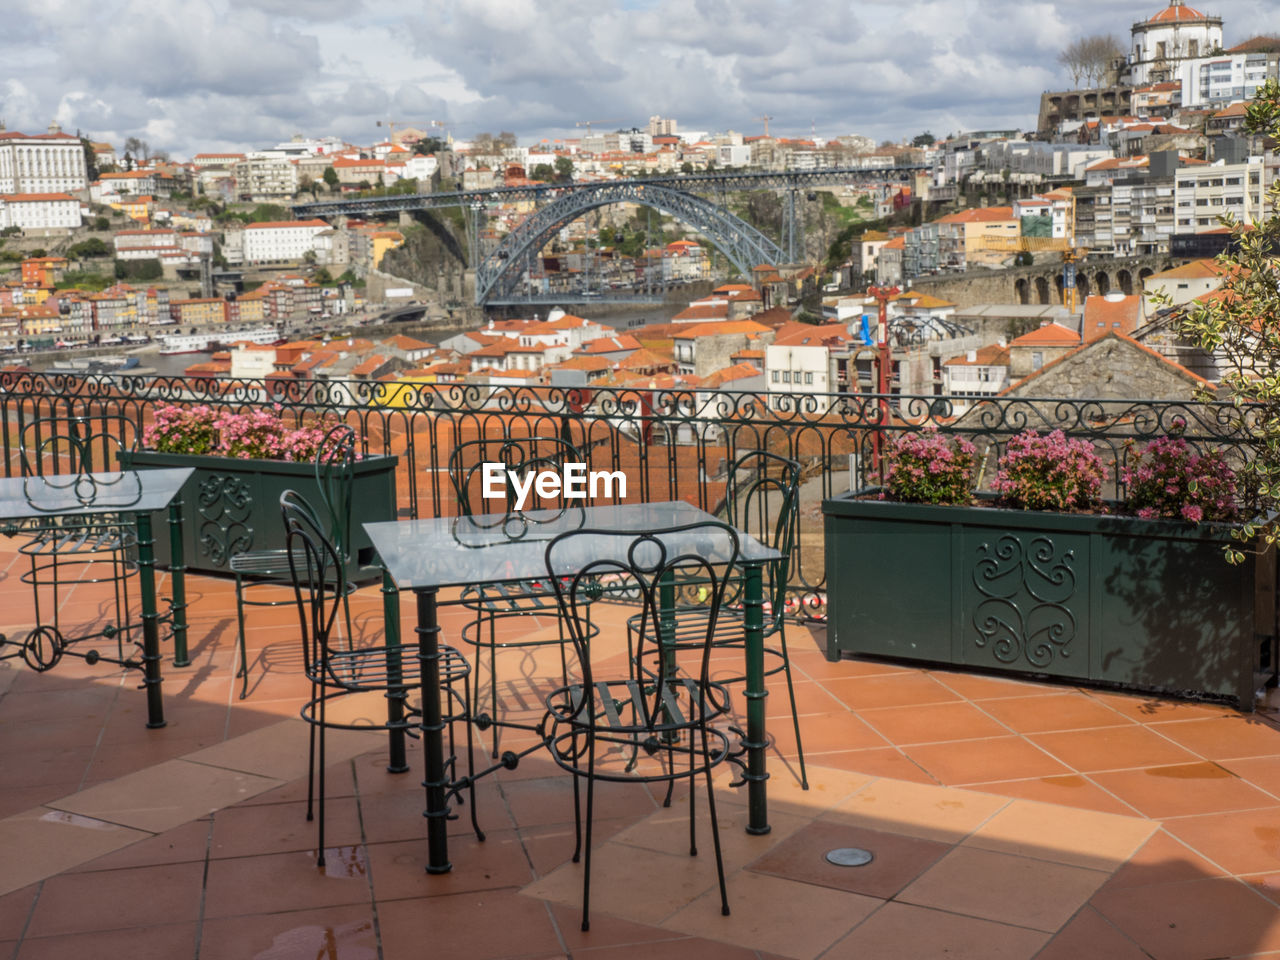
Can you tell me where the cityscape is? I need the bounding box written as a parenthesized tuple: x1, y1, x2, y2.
(3, 2, 1280, 959)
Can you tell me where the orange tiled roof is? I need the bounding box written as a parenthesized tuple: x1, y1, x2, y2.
(1009, 323, 1080, 347)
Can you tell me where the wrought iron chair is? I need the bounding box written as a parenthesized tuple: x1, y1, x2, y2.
(232, 424, 358, 698)
(543, 521, 739, 932)
(449, 435, 591, 757)
(14, 415, 141, 659)
(628, 450, 810, 789)
(282, 489, 481, 865)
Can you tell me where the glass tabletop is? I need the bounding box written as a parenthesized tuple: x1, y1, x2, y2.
(0, 468, 194, 519)
(366, 500, 784, 590)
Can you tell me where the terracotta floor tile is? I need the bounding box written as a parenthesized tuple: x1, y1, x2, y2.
(928, 671, 1068, 701)
(902, 736, 1071, 786)
(573, 935, 760, 959)
(975, 692, 1133, 734)
(823, 901, 1049, 960)
(0, 781, 88, 821)
(25, 860, 204, 937)
(0, 808, 150, 897)
(546, 901, 697, 953)
(823, 673, 962, 710)
(794, 654, 912, 682)
(1033, 905, 1151, 960)
(1100, 829, 1227, 892)
(765, 710, 890, 754)
(359, 775, 513, 843)
(185, 718, 381, 780)
(857, 700, 1012, 746)
(749, 819, 950, 899)
(1226, 757, 1280, 799)
(1244, 872, 1280, 907)
(764, 680, 845, 719)
(366, 831, 533, 901)
(964, 798, 1158, 871)
(518, 817, 636, 879)
(203, 846, 373, 918)
(807, 747, 939, 784)
(210, 796, 363, 859)
(823, 778, 1008, 844)
(14, 921, 197, 960)
(197, 904, 377, 960)
(1088, 690, 1246, 722)
(1091, 762, 1276, 818)
(900, 845, 1108, 931)
(69, 818, 212, 873)
(972, 774, 1139, 816)
(1092, 877, 1280, 960)
(522, 843, 721, 926)
(378, 888, 562, 959)
(711, 763, 874, 819)
(499, 773, 659, 830)
(47, 758, 282, 833)
(1162, 807, 1280, 875)
(0, 883, 38, 942)
(1027, 724, 1198, 772)
(0, 745, 96, 791)
(1151, 717, 1280, 761)
(663, 870, 880, 959)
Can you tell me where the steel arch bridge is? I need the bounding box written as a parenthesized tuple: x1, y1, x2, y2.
(476, 181, 784, 305)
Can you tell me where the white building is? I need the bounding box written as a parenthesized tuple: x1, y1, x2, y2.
(1177, 51, 1277, 109)
(0, 193, 83, 233)
(233, 153, 299, 200)
(242, 219, 332, 263)
(764, 323, 852, 413)
(941, 343, 1011, 412)
(1175, 157, 1275, 232)
(1129, 1, 1223, 87)
(0, 124, 88, 195)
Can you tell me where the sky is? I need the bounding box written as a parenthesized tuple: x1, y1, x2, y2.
(1, 0, 1275, 158)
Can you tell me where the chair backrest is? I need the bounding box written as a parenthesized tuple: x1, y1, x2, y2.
(719, 450, 800, 628)
(313, 424, 358, 561)
(546, 521, 740, 726)
(18, 414, 138, 478)
(448, 436, 582, 517)
(281, 489, 346, 677)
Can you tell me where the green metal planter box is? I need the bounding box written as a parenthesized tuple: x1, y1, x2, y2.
(823, 492, 1279, 709)
(118, 449, 399, 582)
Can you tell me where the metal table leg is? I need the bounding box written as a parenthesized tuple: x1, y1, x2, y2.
(167, 500, 189, 667)
(135, 511, 165, 728)
(416, 587, 451, 873)
(741, 559, 769, 835)
(383, 569, 408, 774)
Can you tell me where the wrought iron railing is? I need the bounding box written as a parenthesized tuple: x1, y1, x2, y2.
(0, 371, 1259, 620)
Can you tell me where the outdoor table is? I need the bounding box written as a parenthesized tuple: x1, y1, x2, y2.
(0, 467, 193, 728)
(365, 499, 783, 874)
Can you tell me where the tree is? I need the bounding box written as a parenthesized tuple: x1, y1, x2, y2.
(1171, 79, 1280, 561)
(497, 131, 517, 149)
(92, 216, 110, 231)
(911, 131, 936, 147)
(1059, 34, 1123, 88)
(680, 161, 694, 174)
(531, 163, 555, 182)
(80, 137, 99, 181)
(68, 238, 109, 258)
(123, 136, 149, 161)
(553, 156, 575, 182)
(314, 267, 334, 285)
(322, 166, 339, 190)
(414, 137, 446, 156)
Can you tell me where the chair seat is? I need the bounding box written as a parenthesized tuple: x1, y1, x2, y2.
(18, 525, 134, 556)
(461, 578, 559, 614)
(312, 641, 471, 693)
(229, 547, 299, 578)
(546, 676, 731, 733)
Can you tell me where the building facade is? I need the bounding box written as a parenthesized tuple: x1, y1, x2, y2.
(0, 125, 88, 195)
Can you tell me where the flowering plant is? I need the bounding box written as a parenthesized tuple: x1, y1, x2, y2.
(144, 404, 355, 462)
(1122, 436, 1237, 523)
(992, 429, 1107, 512)
(877, 427, 977, 505)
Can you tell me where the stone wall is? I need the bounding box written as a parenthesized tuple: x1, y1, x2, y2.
(1004, 333, 1201, 401)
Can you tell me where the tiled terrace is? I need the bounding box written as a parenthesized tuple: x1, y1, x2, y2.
(4, 543, 1280, 959)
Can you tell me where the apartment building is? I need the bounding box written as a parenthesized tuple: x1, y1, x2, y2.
(233, 153, 299, 200)
(1175, 158, 1276, 231)
(0, 193, 83, 233)
(0, 125, 88, 195)
(1175, 42, 1280, 109)
(242, 219, 332, 263)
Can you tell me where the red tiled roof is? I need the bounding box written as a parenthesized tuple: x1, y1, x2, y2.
(945, 345, 1011, 367)
(1142, 2, 1212, 24)
(1009, 322, 1079, 347)
(1083, 295, 1141, 342)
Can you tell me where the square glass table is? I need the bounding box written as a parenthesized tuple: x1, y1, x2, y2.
(366, 500, 783, 874)
(0, 467, 193, 727)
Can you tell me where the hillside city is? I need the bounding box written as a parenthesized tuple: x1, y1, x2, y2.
(0, 0, 1276, 410)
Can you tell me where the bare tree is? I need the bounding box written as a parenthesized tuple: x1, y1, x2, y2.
(1060, 34, 1122, 88)
(1058, 38, 1088, 87)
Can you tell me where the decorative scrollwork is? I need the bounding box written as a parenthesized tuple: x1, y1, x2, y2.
(972, 535, 1078, 669)
(197, 473, 254, 565)
(21, 625, 64, 672)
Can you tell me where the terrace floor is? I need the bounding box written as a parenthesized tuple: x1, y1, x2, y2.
(4, 545, 1280, 959)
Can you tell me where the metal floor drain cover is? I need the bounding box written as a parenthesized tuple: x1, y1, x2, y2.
(825, 847, 874, 867)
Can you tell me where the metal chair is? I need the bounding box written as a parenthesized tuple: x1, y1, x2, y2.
(449, 435, 591, 756)
(629, 450, 810, 789)
(14, 415, 140, 659)
(282, 489, 481, 865)
(232, 424, 358, 698)
(543, 520, 739, 932)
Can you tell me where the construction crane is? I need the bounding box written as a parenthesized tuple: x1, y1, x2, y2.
(755, 115, 774, 138)
(973, 195, 1089, 312)
(575, 119, 619, 136)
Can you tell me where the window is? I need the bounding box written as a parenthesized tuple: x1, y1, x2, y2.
(771, 371, 779, 383)
(782, 371, 791, 383)
(804, 372, 814, 385)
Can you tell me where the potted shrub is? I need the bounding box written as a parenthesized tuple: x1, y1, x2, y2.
(119, 404, 398, 579)
(823, 427, 1276, 708)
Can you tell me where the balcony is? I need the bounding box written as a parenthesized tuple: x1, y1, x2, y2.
(1, 375, 1279, 958)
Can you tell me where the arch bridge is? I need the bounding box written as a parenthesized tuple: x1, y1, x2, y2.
(293, 166, 925, 306)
